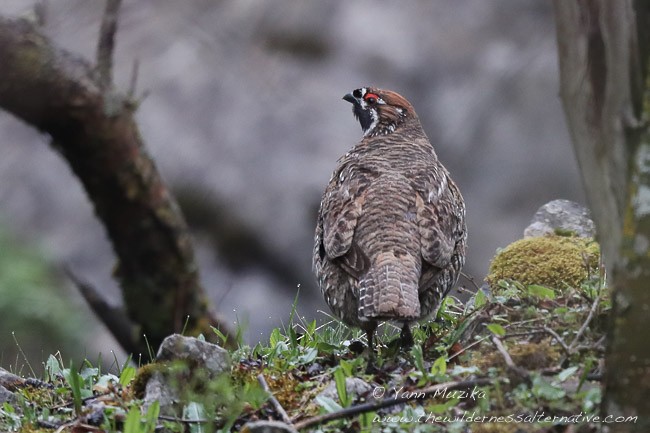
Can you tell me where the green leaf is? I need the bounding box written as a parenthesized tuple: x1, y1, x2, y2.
(183, 402, 206, 433)
(430, 355, 447, 376)
(119, 366, 137, 387)
(527, 284, 556, 300)
(123, 407, 141, 433)
(269, 328, 283, 348)
(557, 366, 579, 382)
(315, 395, 343, 413)
(44, 354, 61, 382)
(449, 315, 474, 345)
(474, 289, 487, 309)
(359, 411, 375, 429)
(449, 365, 480, 375)
(410, 344, 426, 374)
(306, 320, 317, 338)
(316, 341, 339, 354)
(532, 375, 565, 400)
(64, 363, 83, 416)
(486, 323, 506, 337)
(429, 398, 460, 414)
(338, 359, 353, 377)
(79, 366, 99, 381)
(288, 327, 299, 349)
(297, 347, 318, 364)
(144, 401, 160, 433)
(95, 373, 119, 389)
(211, 326, 228, 346)
(333, 367, 350, 407)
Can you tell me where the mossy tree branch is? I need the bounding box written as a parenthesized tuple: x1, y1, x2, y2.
(0, 16, 235, 355)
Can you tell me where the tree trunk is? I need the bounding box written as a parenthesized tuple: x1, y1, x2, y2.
(0, 16, 235, 356)
(554, 0, 650, 428)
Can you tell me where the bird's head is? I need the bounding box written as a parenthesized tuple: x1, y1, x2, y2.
(343, 87, 414, 137)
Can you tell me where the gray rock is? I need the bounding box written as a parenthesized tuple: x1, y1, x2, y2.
(142, 370, 180, 416)
(143, 335, 231, 415)
(0, 385, 16, 405)
(524, 199, 595, 238)
(240, 420, 298, 433)
(156, 334, 231, 376)
(316, 377, 372, 403)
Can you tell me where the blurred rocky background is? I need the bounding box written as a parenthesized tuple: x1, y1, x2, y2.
(0, 0, 584, 363)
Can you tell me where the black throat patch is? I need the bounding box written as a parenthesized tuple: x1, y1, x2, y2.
(352, 104, 375, 133)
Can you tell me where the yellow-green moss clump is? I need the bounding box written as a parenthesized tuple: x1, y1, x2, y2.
(487, 235, 599, 290)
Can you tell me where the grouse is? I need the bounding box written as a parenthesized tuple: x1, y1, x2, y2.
(313, 87, 467, 361)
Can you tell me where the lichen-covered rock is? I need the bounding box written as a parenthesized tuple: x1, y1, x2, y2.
(524, 199, 595, 238)
(486, 235, 600, 290)
(155, 334, 231, 375)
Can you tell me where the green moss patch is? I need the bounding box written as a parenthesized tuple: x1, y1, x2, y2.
(487, 236, 599, 291)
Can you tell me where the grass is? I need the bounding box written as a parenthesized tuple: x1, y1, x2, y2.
(0, 269, 617, 433)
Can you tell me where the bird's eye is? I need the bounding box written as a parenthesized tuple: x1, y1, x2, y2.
(353, 89, 363, 98)
(364, 93, 379, 105)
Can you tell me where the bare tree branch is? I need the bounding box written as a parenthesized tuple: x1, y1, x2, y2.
(96, 0, 122, 90)
(64, 267, 140, 355)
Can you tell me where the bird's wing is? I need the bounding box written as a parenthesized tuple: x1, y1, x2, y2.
(318, 162, 374, 278)
(414, 169, 462, 270)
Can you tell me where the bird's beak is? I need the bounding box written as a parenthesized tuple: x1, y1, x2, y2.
(343, 93, 356, 104)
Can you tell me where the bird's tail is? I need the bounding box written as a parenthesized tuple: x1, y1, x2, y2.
(358, 258, 420, 321)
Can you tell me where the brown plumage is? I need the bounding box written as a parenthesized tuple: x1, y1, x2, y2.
(313, 87, 466, 355)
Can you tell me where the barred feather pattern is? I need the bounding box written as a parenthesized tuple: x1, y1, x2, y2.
(313, 87, 466, 333)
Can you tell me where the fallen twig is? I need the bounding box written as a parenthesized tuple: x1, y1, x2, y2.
(446, 334, 490, 362)
(542, 326, 571, 355)
(502, 330, 548, 339)
(491, 336, 530, 382)
(491, 336, 516, 369)
(257, 373, 292, 425)
(460, 271, 481, 291)
(569, 294, 601, 350)
(293, 377, 492, 431)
